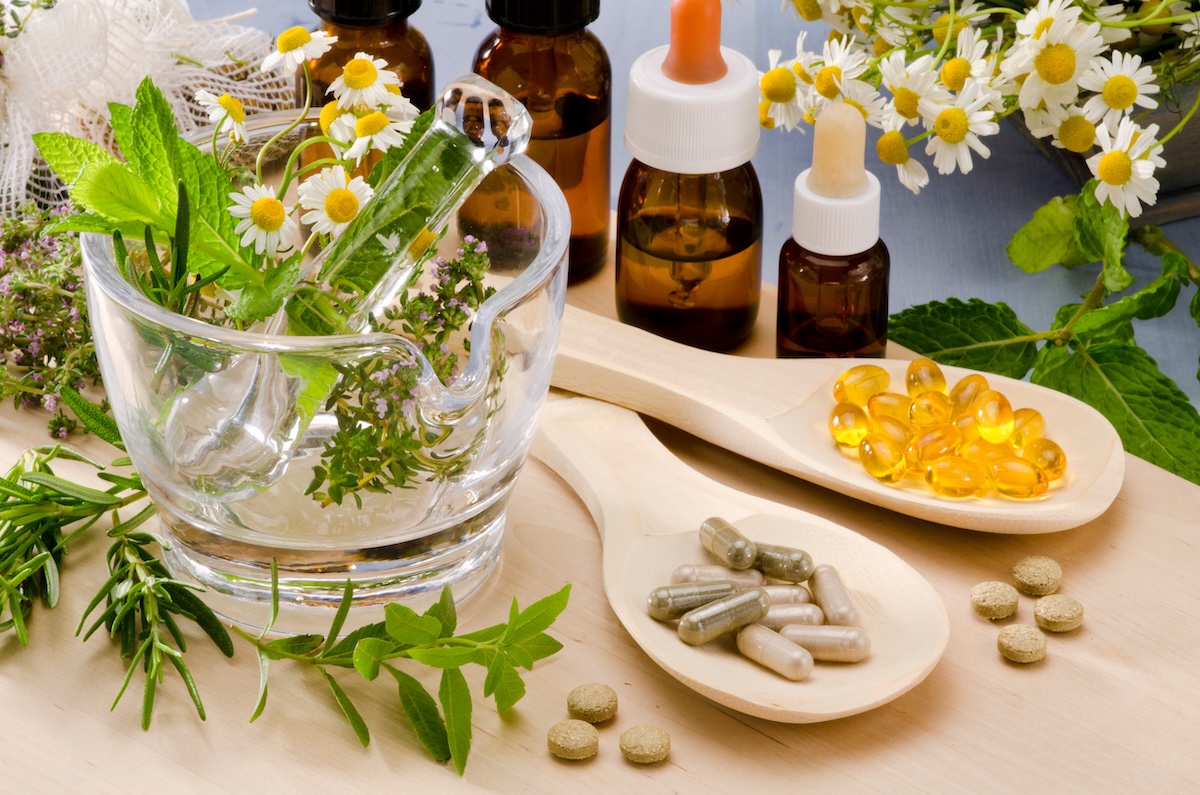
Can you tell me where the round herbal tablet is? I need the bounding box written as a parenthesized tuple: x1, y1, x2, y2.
(1034, 594, 1084, 632)
(997, 624, 1047, 664)
(1012, 555, 1062, 596)
(619, 724, 671, 764)
(567, 683, 618, 723)
(547, 719, 599, 760)
(970, 581, 1019, 620)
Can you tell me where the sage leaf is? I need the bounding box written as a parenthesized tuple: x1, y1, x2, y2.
(407, 646, 481, 669)
(391, 667, 450, 762)
(439, 667, 473, 775)
(353, 637, 396, 681)
(384, 603, 443, 646)
(1073, 183, 1133, 293)
(1007, 195, 1087, 272)
(889, 298, 1038, 378)
(321, 669, 371, 747)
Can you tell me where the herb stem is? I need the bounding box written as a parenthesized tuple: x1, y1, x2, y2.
(1053, 273, 1108, 344)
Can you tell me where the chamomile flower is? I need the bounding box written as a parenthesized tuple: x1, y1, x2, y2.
(261, 26, 336, 72)
(1080, 0, 1133, 45)
(922, 78, 1000, 175)
(782, 0, 823, 22)
(759, 48, 804, 131)
(194, 89, 247, 144)
(1010, 15, 1106, 113)
(813, 36, 869, 100)
(329, 52, 401, 110)
(1086, 117, 1163, 218)
(876, 126, 930, 194)
(1020, 101, 1069, 138)
(930, 0, 985, 46)
(840, 79, 888, 129)
(1015, 0, 1083, 40)
(336, 110, 414, 164)
(940, 27, 990, 93)
(1050, 105, 1097, 153)
(228, 184, 298, 257)
(1078, 51, 1158, 131)
(297, 166, 375, 238)
(881, 53, 948, 129)
(1181, 16, 1200, 50)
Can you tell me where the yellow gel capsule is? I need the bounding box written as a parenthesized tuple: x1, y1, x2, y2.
(905, 357, 948, 398)
(829, 402, 870, 448)
(1010, 407, 1046, 449)
(989, 455, 1050, 499)
(960, 438, 1012, 465)
(1022, 437, 1068, 481)
(953, 413, 981, 445)
(909, 390, 953, 426)
(858, 433, 907, 484)
(870, 415, 915, 448)
(905, 423, 962, 469)
(867, 391, 913, 423)
(972, 389, 1015, 444)
(833, 365, 890, 405)
(949, 373, 989, 418)
(925, 456, 989, 498)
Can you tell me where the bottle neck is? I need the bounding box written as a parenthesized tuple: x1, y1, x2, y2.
(319, 19, 411, 41)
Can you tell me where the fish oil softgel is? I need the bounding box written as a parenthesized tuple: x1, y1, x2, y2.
(829, 361, 1069, 500)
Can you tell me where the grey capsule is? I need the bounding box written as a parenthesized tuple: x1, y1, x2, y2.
(809, 563, 859, 626)
(670, 563, 765, 588)
(737, 624, 813, 681)
(699, 517, 758, 570)
(778, 625, 871, 663)
(758, 602, 825, 630)
(646, 580, 741, 622)
(754, 543, 815, 583)
(678, 588, 770, 645)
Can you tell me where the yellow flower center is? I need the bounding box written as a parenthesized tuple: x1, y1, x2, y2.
(844, 97, 868, 119)
(1033, 18, 1054, 39)
(319, 102, 344, 136)
(794, 0, 823, 22)
(324, 188, 360, 225)
(761, 67, 798, 103)
(277, 26, 312, 54)
(1097, 150, 1132, 185)
(343, 58, 379, 90)
(217, 94, 245, 124)
(932, 14, 967, 47)
(803, 108, 818, 125)
(934, 107, 969, 143)
(250, 196, 286, 232)
(1034, 43, 1076, 86)
(940, 58, 971, 92)
(1057, 115, 1096, 153)
(851, 6, 871, 34)
(873, 36, 895, 58)
(1102, 74, 1139, 110)
(793, 62, 814, 84)
(815, 65, 844, 99)
(355, 111, 390, 138)
(1136, 0, 1172, 35)
(758, 100, 776, 130)
(876, 130, 910, 165)
(892, 86, 921, 119)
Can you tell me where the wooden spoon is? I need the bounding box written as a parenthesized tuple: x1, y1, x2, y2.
(552, 306, 1124, 534)
(532, 393, 949, 723)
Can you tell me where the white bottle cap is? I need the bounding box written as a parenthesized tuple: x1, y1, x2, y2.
(792, 168, 881, 256)
(625, 45, 760, 175)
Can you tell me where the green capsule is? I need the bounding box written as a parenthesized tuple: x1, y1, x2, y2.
(754, 543, 815, 583)
(699, 517, 757, 570)
(646, 580, 741, 622)
(678, 588, 770, 645)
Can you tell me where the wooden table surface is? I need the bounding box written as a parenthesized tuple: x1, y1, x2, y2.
(3, 264, 1198, 793)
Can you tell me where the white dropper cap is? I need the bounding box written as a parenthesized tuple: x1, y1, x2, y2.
(792, 102, 881, 256)
(624, 0, 759, 175)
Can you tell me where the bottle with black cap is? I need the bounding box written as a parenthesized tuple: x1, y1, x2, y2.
(301, 0, 434, 112)
(463, 0, 611, 282)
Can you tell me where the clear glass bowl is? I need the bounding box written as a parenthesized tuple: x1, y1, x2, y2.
(81, 110, 569, 633)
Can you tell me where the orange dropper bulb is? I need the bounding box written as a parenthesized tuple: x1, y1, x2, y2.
(807, 102, 871, 199)
(661, 0, 728, 84)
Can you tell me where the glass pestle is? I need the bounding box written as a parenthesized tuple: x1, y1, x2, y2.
(162, 75, 533, 499)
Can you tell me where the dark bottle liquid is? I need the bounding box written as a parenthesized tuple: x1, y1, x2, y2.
(616, 159, 762, 352)
(467, 16, 611, 283)
(776, 237, 889, 358)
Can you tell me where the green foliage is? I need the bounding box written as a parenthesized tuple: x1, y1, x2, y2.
(889, 298, 1039, 378)
(237, 580, 571, 774)
(1006, 195, 1088, 273)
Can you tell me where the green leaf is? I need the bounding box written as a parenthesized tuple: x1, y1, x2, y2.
(352, 637, 396, 680)
(456, 623, 506, 643)
(1068, 272, 1181, 343)
(249, 647, 271, 722)
(127, 77, 181, 215)
(320, 669, 371, 747)
(508, 584, 571, 643)
(407, 646, 481, 669)
(485, 654, 526, 714)
(367, 109, 434, 189)
(107, 102, 135, 158)
(323, 580, 355, 657)
(17, 472, 120, 505)
(384, 604, 442, 646)
(889, 298, 1038, 379)
(174, 141, 259, 288)
(261, 634, 325, 658)
(505, 644, 534, 671)
(424, 584, 457, 637)
(1074, 182, 1132, 293)
(516, 631, 564, 664)
(1007, 195, 1087, 272)
(72, 162, 164, 229)
(439, 667, 472, 775)
(161, 582, 234, 657)
(165, 653, 207, 721)
(324, 621, 391, 660)
(1033, 341, 1200, 484)
(391, 667, 450, 762)
(60, 387, 124, 448)
(224, 254, 300, 322)
(32, 132, 120, 186)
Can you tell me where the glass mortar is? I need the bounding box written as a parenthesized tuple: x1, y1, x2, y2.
(81, 110, 569, 634)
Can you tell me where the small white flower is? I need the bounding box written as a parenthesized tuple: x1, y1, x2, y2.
(876, 126, 930, 194)
(1180, 16, 1200, 50)
(194, 89, 248, 144)
(939, 27, 991, 93)
(1086, 117, 1163, 218)
(922, 79, 1000, 175)
(759, 48, 804, 131)
(840, 79, 888, 129)
(297, 166, 375, 238)
(1080, 0, 1133, 45)
(329, 52, 401, 110)
(228, 184, 298, 257)
(1050, 105, 1098, 153)
(881, 53, 949, 128)
(1015, 0, 1083, 40)
(1079, 51, 1159, 131)
(813, 36, 869, 100)
(1006, 15, 1106, 113)
(337, 110, 415, 164)
(262, 26, 336, 72)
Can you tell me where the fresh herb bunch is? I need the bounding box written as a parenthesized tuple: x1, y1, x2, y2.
(0, 0, 57, 45)
(238, 571, 570, 775)
(0, 200, 101, 438)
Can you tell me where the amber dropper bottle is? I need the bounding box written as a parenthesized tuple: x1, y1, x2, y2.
(301, 0, 434, 111)
(777, 102, 889, 358)
(463, 0, 611, 281)
(616, 0, 762, 351)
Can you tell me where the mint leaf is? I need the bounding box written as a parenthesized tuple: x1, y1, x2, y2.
(384, 604, 442, 646)
(391, 668, 450, 762)
(889, 298, 1038, 378)
(407, 646, 481, 668)
(107, 102, 135, 158)
(1007, 195, 1087, 272)
(1033, 341, 1200, 484)
(439, 667, 472, 776)
(1074, 183, 1132, 293)
(423, 584, 457, 637)
(32, 132, 120, 186)
(225, 255, 299, 321)
(367, 109, 434, 189)
(485, 654, 525, 713)
(127, 77, 181, 216)
(47, 211, 145, 240)
(175, 141, 259, 288)
(1063, 269, 1182, 345)
(72, 161, 164, 228)
(508, 583, 571, 643)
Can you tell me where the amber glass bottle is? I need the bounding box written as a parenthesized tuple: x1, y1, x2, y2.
(616, 161, 762, 351)
(301, 0, 434, 111)
(466, 0, 611, 282)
